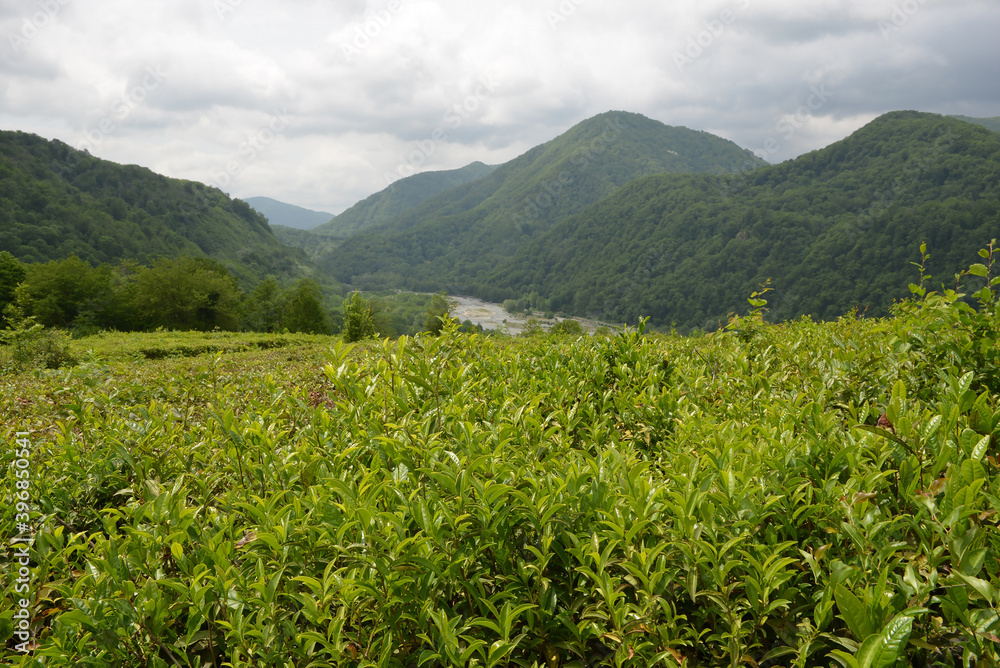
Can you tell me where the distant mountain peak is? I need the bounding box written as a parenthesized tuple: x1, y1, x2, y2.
(243, 196, 333, 231)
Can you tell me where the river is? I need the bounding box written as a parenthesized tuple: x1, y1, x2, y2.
(448, 295, 611, 335)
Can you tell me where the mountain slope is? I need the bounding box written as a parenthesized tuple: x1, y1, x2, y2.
(315, 161, 497, 237)
(0, 131, 309, 284)
(952, 115, 1000, 134)
(321, 110, 766, 290)
(487, 111, 1000, 329)
(244, 196, 333, 230)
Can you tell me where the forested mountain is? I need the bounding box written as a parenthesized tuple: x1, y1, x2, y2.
(315, 161, 497, 237)
(952, 115, 1000, 134)
(0, 130, 309, 284)
(244, 196, 333, 230)
(320, 110, 765, 290)
(485, 111, 1000, 330)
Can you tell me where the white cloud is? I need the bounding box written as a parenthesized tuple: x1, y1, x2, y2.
(0, 0, 997, 213)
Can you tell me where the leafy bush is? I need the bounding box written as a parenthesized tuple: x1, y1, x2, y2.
(342, 291, 376, 342)
(1, 312, 77, 371)
(1, 246, 999, 667)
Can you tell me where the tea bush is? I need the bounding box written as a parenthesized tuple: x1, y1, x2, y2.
(1, 247, 999, 667)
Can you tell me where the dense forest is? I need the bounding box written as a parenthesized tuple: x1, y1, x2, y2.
(317, 111, 765, 292)
(3, 111, 999, 335)
(0, 131, 308, 285)
(481, 112, 1000, 329)
(311, 112, 1000, 331)
(315, 161, 497, 237)
(0, 252, 459, 347)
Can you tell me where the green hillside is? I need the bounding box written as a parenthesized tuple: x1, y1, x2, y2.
(952, 114, 1000, 134)
(315, 161, 497, 237)
(0, 131, 309, 285)
(486, 111, 1000, 329)
(320, 111, 766, 290)
(244, 196, 333, 230)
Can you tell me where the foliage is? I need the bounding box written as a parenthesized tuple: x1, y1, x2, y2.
(342, 291, 376, 342)
(1, 249, 999, 666)
(0, 130, 308, 284)
(283, 279, 333, 335)
(320, 111, 764, 291)
(488, 112, 1000, 330)
(423, 292, 455, 335)
(13, 255, 113, 330)
(951, 115, 1000, 135)
(315, 162, 497, 237)
(241, 276, 286, 333)
(0, 251, 25, 327)
(132, 257, 242, 331)
(0, 308, 76, 371)
(550, 319, 585, 337)
(10, 256, 338, 336)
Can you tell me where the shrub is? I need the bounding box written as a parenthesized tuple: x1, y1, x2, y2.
(1, 311, 77, 370)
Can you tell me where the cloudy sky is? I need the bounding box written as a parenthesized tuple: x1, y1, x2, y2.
(2, 0, 998, 214)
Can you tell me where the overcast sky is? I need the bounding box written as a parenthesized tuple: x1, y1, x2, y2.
(2, 0, 998, 214)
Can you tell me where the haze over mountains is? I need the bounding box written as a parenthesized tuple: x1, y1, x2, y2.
(244, 197, 333, 231)
(2, 110, 999, 330)
(315, 161, 497, 238)
(319, 111, 766, 292)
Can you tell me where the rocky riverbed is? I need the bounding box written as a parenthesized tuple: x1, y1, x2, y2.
(449, 295, 613, 335)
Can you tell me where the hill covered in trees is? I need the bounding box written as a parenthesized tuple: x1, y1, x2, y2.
(244, 196, 333, 230)
(483, 111, 1000, 329)
(0, 131, 309, 285)
(317, 111, 766, 291)
(953, 115, 1000, 134)
(315, 161, 497, 237)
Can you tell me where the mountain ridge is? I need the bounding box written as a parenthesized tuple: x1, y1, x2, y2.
(315, 161, 497, 237)
(319, 110, 768, 290)
(0, 130, 310, 285)
(484, 111, 1000, 329)
(244, 196, 333, 230)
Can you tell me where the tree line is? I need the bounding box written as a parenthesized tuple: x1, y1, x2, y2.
(0, 252, 471, 341)
(0, 252, 333, 335)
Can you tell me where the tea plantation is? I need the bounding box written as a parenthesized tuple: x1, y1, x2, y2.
(2, 248, 1000, 667)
